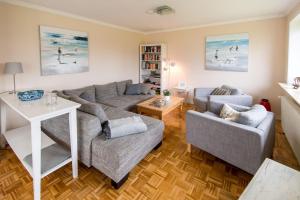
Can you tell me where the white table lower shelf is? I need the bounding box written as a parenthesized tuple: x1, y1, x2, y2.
(4, 126, 72, 178)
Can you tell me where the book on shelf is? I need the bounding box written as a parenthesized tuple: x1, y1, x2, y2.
(142, 46, 161, 53)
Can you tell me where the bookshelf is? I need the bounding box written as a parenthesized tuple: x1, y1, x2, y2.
(139, 44, 167, 94)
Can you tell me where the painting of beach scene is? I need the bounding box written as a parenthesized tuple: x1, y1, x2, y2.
(40, 26, 89, 76)
(205, 33, 249, 72)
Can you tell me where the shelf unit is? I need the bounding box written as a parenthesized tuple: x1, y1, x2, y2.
(139, 44, 167, 94)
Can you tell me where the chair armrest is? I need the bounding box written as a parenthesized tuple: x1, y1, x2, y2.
(194, 88, 215, 97)
(209, 94, 253, 107)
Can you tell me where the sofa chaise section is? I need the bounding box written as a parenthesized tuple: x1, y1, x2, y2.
(92, 106, 164, 186)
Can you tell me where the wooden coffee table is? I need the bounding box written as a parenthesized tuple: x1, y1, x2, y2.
(137, 96, 184, 120)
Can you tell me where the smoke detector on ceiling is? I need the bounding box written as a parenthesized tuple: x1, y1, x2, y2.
(147, 5, 175, 15)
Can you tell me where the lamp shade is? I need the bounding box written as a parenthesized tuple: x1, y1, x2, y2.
(4, 62, 23, 74)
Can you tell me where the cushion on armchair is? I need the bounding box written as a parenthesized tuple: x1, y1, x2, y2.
(220, 104, 240, 121)
(219, 104, 267, 127)
(236, 104, 267, 127)
(210, 87, 231, 95)
(221, 85, 243, 95)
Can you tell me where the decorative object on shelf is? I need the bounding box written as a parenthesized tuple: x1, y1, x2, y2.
(205, 33, 249, 72)
(4, 62, 24, 94)
(150, 98, 167, 108)
(163, 89, 171, 102)
(40, 26, 89, 76)
(260, 99, 271, 111)
(140, 44, 167, 94)
(45, 92, 58, 105)
(292, 77, 300, 89)
(177, 80, 187, 90)
(17, 90, 44, 101)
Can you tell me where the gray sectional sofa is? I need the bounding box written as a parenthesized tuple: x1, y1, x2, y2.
(41, 80, 164, 188)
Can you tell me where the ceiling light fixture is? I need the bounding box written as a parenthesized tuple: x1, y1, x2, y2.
(147, 5, 175, 15)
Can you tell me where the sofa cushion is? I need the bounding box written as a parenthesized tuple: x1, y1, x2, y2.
(95, 82, 118, 101)
(91, 108, 164, 182)
(99, 95, 153, 110)
(69, 95, 108, 124)
(236, 104, 267, 127)
(63, 86, 96, 102)
(116, 80, 132, 96)
(125, 83, 142, 95)
(140, 84, 151, 95)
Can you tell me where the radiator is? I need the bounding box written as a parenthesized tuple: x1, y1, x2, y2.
(281, 95, 300, 163)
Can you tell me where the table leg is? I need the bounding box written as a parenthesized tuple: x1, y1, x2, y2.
(31, 120, 41, 200)
(0, 101, 6, 148)
(69, 110, 78, 178)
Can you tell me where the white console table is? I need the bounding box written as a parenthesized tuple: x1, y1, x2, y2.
(0, 94, 80, 200)
(239, 158, 300, 200)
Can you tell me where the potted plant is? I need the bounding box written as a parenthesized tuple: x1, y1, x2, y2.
(163, 89, 171, 102)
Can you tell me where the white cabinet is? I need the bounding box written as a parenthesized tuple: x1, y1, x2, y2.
(139, 44, 167, 94)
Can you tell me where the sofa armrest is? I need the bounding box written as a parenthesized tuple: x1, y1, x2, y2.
(194, 88, 215, 97)
(186, 110, 264, 174)
(209, 94, 253, 107)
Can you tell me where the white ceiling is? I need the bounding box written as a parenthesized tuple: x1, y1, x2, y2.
(5, 0, 300, 33)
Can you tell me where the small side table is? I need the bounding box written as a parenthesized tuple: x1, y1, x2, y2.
(0, 94, 80, 200)
(172, 87, 190, 103)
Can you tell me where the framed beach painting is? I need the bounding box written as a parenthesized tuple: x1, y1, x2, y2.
(40, 26, 89, 76)
(205, 33, 249, 72)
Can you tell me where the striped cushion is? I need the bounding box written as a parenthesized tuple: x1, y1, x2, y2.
(210, 87, 231, 95)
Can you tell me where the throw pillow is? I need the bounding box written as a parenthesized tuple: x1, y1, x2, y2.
(140, 84, 151, 95)
(69, 95, 108, 124)
(125, 84, 142, 95)
(104, 116, 147, 140)
(63, 86, 96, 102)
(220, 104, 240, 121)
(116, 80, 132, 95)
(236, 104, 267, 127)
(95, 82, 118, 101)
(210, 87, 231, 95)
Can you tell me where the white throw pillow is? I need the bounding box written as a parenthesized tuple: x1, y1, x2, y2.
(220, 104, 240, 121)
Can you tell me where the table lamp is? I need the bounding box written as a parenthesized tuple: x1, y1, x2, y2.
(4, 62, 23, 94)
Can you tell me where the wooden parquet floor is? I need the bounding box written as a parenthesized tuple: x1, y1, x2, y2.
(0, 104, 299, 200)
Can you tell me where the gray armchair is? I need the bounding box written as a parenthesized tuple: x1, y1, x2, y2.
(186, 103, 275, 174)
(193, 87, 253, 112)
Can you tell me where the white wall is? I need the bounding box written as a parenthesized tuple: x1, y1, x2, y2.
(144, 18, 287, 117)
(0, 2, 144, 129)
(287, 16, 300, 83)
